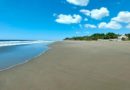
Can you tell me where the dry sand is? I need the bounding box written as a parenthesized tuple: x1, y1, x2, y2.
(0, 41, 130, 90)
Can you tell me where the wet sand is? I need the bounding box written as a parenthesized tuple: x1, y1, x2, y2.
(0, 41, 130, 90)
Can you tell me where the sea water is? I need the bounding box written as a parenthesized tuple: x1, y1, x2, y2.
(0, 40, 53, 71)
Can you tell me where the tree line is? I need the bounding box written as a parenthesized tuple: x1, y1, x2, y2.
(64, 33, 130, 41)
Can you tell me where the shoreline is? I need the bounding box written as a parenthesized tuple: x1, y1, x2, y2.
(0, 46, 48, 72)
(0, 41, 130, 90)
(0, 42, 56, 72)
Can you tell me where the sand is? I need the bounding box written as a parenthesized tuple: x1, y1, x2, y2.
(0, 41, 130, 90)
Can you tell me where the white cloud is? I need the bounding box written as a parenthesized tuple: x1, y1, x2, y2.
(112, 11, 130, 23)
(98, 21, 122, 29)
(91, 7, 109, 20)
(67, 0, 89, 6)
(98, 22, 107, 28)
(80, 7, 109, 20)
(80, 9, 90, 16)
(97, 11, 130, 29)
(84, 24, 97, 28)
(55, 14, 82, 24)
(126, 24, 130, 29)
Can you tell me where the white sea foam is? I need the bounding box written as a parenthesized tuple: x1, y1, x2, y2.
(0, 40, 53, 47)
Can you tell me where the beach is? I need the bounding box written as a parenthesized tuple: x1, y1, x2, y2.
(0, 41, 130, 90)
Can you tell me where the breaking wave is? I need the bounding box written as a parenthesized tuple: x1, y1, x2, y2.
(0, 40, 53, 47)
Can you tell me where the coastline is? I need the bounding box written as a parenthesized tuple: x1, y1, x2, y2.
(0, 45, 48, 72)
(0, 41, 54, 72)
(0, 41, 130, 90)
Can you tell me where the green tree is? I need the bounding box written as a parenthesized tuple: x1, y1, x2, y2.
(105, 33, 118, 39)
(126, 34, 130, 40)
(64, 32, 119, 41)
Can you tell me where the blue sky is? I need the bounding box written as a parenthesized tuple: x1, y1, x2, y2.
(0, 0, 130, 40)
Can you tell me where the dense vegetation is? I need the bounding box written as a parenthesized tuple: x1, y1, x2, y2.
(64, 32, 130, 41)
(126, 34, 130, 40)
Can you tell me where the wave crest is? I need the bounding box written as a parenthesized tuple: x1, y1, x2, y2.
(0, 40, 53, 47)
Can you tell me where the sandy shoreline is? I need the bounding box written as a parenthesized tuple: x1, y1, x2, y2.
(0, 41, 130, 90)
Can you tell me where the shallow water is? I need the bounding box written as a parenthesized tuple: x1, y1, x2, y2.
(0, 41, 52, 71)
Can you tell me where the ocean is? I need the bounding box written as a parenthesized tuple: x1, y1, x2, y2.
(0, 40, 53, 71)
